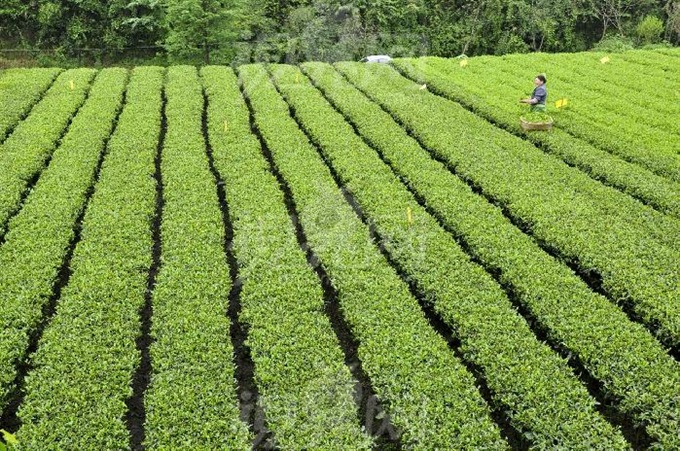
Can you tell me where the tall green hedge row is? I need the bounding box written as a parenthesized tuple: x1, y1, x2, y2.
(240, 62, 509, 449)
(336, 62, 680, 350)
(0, 68, 95, 236)
(142, 65, 251, 449)
(391, 57, 680, 217)
(272, 62, 628, 450)
(16, 66, 164, 449)
(0, 67, 127, 412)
(303, 61, 680, 451)
(0, 68, 61, 142)
(202, 65, 371, 449)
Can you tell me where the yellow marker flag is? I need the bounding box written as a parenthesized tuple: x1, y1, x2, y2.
(224, 120, 229, 132)
(295, 72, 300, 84)
(460, 59, 469, 67)
(555, 98, 568, 109)
(600, 55, 610, 64)
(69, 80, 74, 90)
(407, 206, 413, 225)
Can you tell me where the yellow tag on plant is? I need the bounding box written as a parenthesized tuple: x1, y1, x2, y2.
(224, 120, 228, 132)
(460, 59, 469, 68)
(419, 84, 427, 90)
(407, 206, 413, 225)
(600, 55, 610, 64)
(69, 80, 75, 90)
(555, 98, 568, 108)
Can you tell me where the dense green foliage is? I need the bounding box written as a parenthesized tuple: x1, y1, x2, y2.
(337, 61, 680, 350)
(0, 1, 162, 53)
(0, 68, 95, 237)
(0, 67, 126, 410)
(15, 66, 163, 448)
(164, 0, 244, 64)
(240, 62, 506, 449)
(303, 61, 680, 450)
(637, 14, 666, 43)
(0, 68, 61, 141)
(1, 50, 678, 449)
(1, 0, 679, 64)
(271, 63, 627, 449)
(142, 65, 250, 448)
(202, 65, 370, 448)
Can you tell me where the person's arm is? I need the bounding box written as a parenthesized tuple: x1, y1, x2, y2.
(520, 86, 544, 104)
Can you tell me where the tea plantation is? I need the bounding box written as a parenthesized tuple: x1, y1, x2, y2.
(0, 48, 678, 450)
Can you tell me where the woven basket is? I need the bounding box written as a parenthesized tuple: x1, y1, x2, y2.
(520, 117, 553, 131)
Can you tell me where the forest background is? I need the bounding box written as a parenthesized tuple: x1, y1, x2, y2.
(1, 0, 679, 67)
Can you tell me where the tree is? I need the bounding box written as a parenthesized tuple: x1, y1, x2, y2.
(0, 0, 33, 42)
(5, 0, 161, 57)
(121, 0, 165, 46)
(636, 15, 664, 43)
(665, 1, 680, 43)
(164, 0, 246, 64)
(354, 0, 427, 56)
(281, 2, 371, 62)
(585, 0, 657, 38)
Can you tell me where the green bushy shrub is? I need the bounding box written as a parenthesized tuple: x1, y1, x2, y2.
(636, 15, 665, 44)
(592, 34, 635, 52)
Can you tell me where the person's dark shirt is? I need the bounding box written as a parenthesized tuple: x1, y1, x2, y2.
(532, 84, 547, 104)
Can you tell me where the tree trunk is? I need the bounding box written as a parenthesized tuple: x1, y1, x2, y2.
(203, 28, 210, 65)
(202, 0, 210, 65)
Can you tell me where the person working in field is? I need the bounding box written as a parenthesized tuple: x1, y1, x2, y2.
(520, 75, 547, 112)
